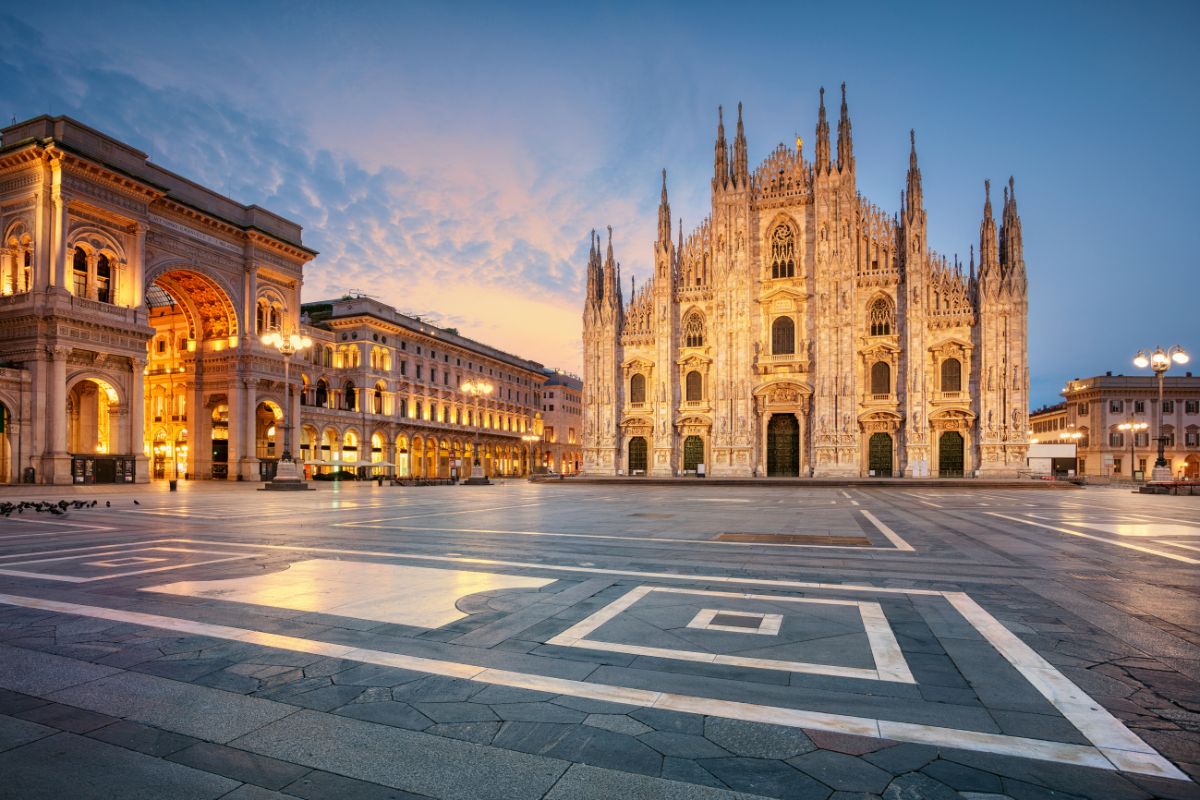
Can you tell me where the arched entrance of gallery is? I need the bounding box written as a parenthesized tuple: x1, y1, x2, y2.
(144, 268, 239, 480)
(0, 401, 12, 484)
(65, 376, 132, 483)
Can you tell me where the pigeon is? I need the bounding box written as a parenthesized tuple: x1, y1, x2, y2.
(106, 501, 111, 507)
(133, 500, 140, 505)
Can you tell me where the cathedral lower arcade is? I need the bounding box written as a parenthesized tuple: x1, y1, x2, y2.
(582, 87, 1030, 478)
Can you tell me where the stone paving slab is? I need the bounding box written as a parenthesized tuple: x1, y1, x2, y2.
(0, 641, 120, 694)
(0, 731, 240, 799)
(230, 708, 569, 800)
(49, 669, 299, 743)
(543, 762, 769, 799)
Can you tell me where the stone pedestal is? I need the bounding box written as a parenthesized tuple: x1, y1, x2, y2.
(262, 458, 311, 491)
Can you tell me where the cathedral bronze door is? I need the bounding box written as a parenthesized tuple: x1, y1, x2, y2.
(766, 415, 799, 477)
(868, 433, 893, 477)
(628, 436, 648, 475)
(938, 431, 964, 477)
(683, 435, 704, 472)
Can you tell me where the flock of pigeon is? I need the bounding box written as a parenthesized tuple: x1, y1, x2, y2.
(0, 499, 140, 517)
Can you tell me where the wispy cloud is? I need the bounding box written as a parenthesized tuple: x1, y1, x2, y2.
(0, 14, 634, 372)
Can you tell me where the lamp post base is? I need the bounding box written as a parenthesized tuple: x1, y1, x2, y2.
(463, 476, 492, 486)
(1151, 465, 1175, 482)
(262, 458, 312, 491)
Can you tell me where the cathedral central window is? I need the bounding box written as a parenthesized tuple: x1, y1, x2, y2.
(683, 313, 704, 348)
(769, 224, 796, 279)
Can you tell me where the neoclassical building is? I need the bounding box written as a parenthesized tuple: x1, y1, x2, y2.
(294, 296, 547, 481)
(582, 87, 1029, 478)
(0, 116, 314, 485)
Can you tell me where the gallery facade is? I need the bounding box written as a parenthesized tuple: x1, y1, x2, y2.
(582, 87, 1030, 478)
(0, 116, 549, 484)
(0, 116, 314, 485)
(294, 296, 547, 481)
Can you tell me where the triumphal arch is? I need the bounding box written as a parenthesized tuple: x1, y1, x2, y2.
(0, 116, 315, 484)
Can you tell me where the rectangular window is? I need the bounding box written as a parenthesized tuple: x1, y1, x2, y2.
(416, 365, 423, 380)
(1078, 402, 1088, 414)
(1135, 432, 1149, 447)
(1163, 400, 1175, 414)
(1139, 458, 1147, 473)
(1109, 432, 1124, 448)
(1187, 400, 1199, 415)
(1134, 400, 1145, 413)
(400, 361, 407, 376)
(1113, 457, 1122, 474)
(401, 341, 407, 351)
(431, 369, 437, 384)
(1110, 400, 1123, 413)
(1187, 432, 1199, 446)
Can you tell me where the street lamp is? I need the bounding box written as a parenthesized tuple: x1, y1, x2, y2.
(261, 330, 313, 490)
(462, 378, 494, 485)
(1133, 345, 1189, 481)
(1117, 419, 1148, 483)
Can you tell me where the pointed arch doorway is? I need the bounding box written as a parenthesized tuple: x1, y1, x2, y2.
(766, 415, 799, 477)
(868, 433, 893, 477)
(938, 431, 964, 477)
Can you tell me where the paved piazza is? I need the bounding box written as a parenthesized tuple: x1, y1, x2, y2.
(0, 482, 1197, 799)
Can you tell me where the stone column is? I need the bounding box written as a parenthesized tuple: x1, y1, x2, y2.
(226, 374, 242, 481)
(0, 249, 12, 295)
(240, 380, 258, 480)
(86, 252, 98, 300)
(44, 346, 72, 484)
(130, 223, 147, 309)
(129, 357, 149, 482)
(795, 411, 807, 477)
(760, 411, 772, 477)
(49, 166, 68, 292)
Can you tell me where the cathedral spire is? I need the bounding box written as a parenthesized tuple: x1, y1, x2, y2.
(732, 101, 748, 187)
(904, 129, 923, 220)
(814, 87, 831, 174)
(602, 225, 618, 307)
(836, 82, 854, 173)
(586, 229, 599, 307)
(713, 105, 728, 191)
(1000, 176, 1025, 294)
(978, 179, 999, 289)
(657, 168, 672, 247)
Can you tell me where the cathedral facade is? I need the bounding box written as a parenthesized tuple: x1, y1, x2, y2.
(582, 86, 1029, 478)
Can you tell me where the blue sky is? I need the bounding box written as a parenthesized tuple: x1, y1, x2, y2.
(1, 1, 1196, 405)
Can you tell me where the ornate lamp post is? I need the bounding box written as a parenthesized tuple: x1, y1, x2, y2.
(1133, 345, 1189, 481)
(261, 330, 313, 490)
(1117, 419, 1148, 482)
(462, 378, 494, 485)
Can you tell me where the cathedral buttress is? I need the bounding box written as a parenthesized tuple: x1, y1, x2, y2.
(899, 130, 931, 476)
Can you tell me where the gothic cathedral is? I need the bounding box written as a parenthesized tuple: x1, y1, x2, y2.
(581, 86, 1029, 478)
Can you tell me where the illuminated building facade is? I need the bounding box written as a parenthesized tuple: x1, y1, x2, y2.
(583, 87, 1030, 478)
(539, 370, 582, 474)
(296, 297, 546, 479)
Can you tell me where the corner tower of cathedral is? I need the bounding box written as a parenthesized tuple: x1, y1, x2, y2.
(582, 87, 1029, 478)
